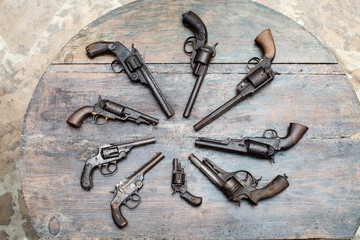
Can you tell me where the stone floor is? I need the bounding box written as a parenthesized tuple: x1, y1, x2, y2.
(0, 0, 359, 239)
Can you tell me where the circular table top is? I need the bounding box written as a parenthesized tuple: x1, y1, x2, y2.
(21, 0, 360, 238)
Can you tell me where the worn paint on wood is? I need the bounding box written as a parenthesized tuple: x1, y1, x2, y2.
(53, 0, 336, 64)
(20, 0, 360, 238)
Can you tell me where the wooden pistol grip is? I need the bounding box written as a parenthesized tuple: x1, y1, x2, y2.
(249, 175, 289, 205)
(85, 41, 113, 58)
(66, 106, 93, 128)
(181, 191, 202, 207)
(279, 122, 309, 149)
(182, 11, 208, 44)
(255, 29, 276, 61)
(80, 163, 94, 191)
(111, 202, 128, 228)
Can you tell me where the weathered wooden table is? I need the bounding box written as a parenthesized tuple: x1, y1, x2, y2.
(20, 0, 360, 238)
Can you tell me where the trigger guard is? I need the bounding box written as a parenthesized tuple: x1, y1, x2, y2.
(246, 57, 261, 70)
(100, 163, 117, 176)
(111, 60, 124, 73)
(183, 36, 196, 55)
(106, 162, 118, 174)
(263, 129, 278, 138)
(125, 193, 141, 209)
(93, 115, 107, 125)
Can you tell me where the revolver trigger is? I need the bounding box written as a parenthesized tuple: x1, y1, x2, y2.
(111, 59, 124, 73)
(246, 57, 261, 70)
(125, 192, 141, 209)
(183, 36, 196, 55)
(211, 42, 218, 58)
(263, 129, 278, 138)
(93, 114, 109, 125)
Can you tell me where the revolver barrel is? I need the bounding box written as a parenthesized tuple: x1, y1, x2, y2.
(188, 153, 223, 189)
(195, 137, 248, 153)
(194, 94, 244, 131)
(115, 136, 156, 149)
(125, 152, 165, 181)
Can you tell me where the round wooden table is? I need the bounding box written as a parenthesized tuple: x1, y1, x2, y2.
(21, 0, 360, 238)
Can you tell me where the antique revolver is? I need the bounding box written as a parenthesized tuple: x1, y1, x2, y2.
(171, 158, 202, 206)
(86, 41, 174, 117)
(182, 11, 217, 118)
(194, 29, 277, 131)
(189, 154, 289, 206)
(111, 152, 165, 228)
(67, 96, 159, 128)
(80, 137, 156, 190)
(195, 122, 308, 162)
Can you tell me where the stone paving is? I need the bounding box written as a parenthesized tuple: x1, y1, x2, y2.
(0, 0, 359, 239)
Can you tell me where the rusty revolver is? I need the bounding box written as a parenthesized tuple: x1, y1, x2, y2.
(195, 123, 308, 162)
(67, 96, 159, 128)
(80, 137, 156, 191)
(171, 158, 202, 206)
(189, 153, 289, 206)
(111, 152, 164, 228)
(182, 11, 217, 118)
(86, 41, 174, 117)
(194, 29, 277, 131)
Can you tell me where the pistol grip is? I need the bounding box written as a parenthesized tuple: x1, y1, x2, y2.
(255, 29, 276, 61)
(80, 163, 94, 191)
(249, 175, 289, 205)
(182, 11, 208, 46)
(86, 41, 113, 58)
(181, 191, 202, 207)
(111, 202, 128, 228)
(66, 106, 93, 128)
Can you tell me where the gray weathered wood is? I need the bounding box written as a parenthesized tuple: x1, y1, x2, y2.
(20, 0, 360, 238)
(53, 0, 336, 64)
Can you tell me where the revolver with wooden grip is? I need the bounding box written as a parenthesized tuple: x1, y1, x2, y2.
(195, 122, 308, 162)
(182, 11, 217, 118)
(86, 41, 174, 117)
(80, 137, 156, 191)
(194, 29, 277, 131)
(67, 96, 159, 128)
(189, 154, 289, 206)
(171, 158, 202, 206)
(110, 152, 164, 228)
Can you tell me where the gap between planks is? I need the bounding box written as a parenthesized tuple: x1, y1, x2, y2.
(47, 63, 344, 75)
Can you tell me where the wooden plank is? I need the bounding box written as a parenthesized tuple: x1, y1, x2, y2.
(23, 71, 360, 138)
(53, 0, 336, 64)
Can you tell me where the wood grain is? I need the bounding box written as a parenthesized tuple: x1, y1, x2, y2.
(20, 0, 360, 238)
(52, 0, 336, 64)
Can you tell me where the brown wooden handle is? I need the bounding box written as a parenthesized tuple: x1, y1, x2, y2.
(85, 41, 113, 58)
(111, 202, 128, 228)
(249, 175, 289, 205)
(255, 29, 276, 61)
(181, 191, 202, 207)
(66, 106, 93, 128)
(182, 11, 208, 45)
(279, 123, 309, 149)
